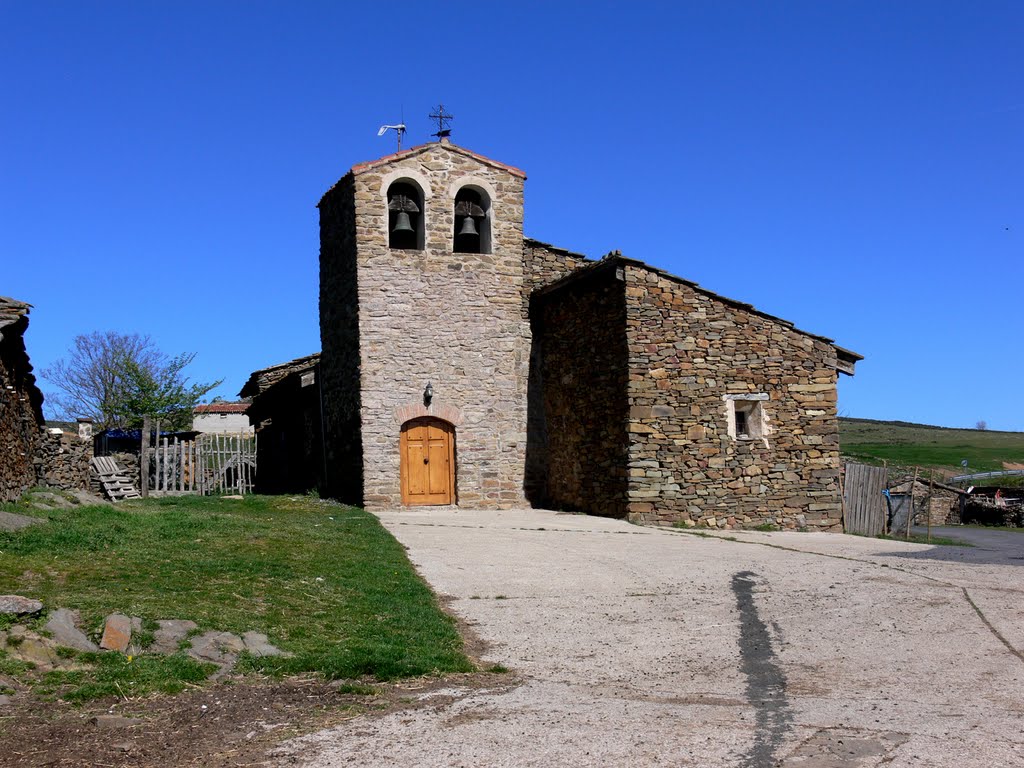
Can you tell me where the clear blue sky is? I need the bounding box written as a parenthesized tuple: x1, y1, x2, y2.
(2, 2, 1021, 430)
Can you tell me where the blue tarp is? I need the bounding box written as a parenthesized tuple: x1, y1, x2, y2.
(99, 428, 196, 440)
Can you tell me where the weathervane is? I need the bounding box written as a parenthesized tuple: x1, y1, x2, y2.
(429, 103, 454, 140)
(377, 119, 407, 151)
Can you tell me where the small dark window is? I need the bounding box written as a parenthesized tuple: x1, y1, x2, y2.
(734, 409, 749, 437)
(453, 187, 491, 254)
(388, 181, 424, 250)
(726, 395, 768, 443)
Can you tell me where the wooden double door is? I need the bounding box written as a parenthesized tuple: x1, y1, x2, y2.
(400, 418, 455, 505)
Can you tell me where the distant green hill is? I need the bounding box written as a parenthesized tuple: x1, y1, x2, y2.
(839, 417, 1024, 474)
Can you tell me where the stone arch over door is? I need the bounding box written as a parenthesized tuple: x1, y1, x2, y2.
(400, 417, 456, 506)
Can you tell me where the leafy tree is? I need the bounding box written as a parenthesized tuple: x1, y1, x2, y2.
(42, 331, 222, 430)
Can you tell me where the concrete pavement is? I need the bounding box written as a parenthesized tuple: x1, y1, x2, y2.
(280, 509, 1024, 767)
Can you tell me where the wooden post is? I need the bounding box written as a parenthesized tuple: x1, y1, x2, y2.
(882, 460, 889, 535)
(154, 420, 161, 494)
(906, 466, 919, 540)
(196, 437, 204, 495)
(838, 463, 847, 532)
(140, 414, 151, 499)
(927, 469, 934, 544)
(162, 437, 169, 493)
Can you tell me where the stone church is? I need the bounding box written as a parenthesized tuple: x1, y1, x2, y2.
(291, 135, 859, 529)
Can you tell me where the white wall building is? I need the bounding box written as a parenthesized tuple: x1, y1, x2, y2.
(192, 402, 253, 435)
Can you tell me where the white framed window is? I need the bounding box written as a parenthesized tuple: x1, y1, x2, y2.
(723, 393, 770, 446)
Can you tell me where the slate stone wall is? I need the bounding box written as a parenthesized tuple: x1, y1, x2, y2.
(533, 267, 630, 517)
(0, 314, 44, 502)
(623, 265, 843, 530)
(521, 240, 591, 501)
(319, 176, 364, 504)
(248, 366, 323, 495)
(34, 431, 92, 491)
(321, 143, 530, 508)
(521, 240, 590, 316)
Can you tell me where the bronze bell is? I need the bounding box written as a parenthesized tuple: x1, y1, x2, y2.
(458, 216, 479, 237)
(392, 211, 414, 233)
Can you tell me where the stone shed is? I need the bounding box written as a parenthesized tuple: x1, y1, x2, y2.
(530, 256, 860, 530)
(0, 297, 45, 502)
(240, 353, 322, 495)
(307, 138, 860, 529)
(0, 298, 95, 502)
(888, 476, 966, 527)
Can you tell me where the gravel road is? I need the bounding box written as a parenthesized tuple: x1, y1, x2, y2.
(279, 509, 1024, 767)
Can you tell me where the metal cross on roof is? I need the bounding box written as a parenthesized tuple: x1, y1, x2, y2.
(429, 103, 454, 139)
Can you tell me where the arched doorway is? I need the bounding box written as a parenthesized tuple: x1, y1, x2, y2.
(400, 417, 455, 505)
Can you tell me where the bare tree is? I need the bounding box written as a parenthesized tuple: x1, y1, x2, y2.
(976, 420, 988, 431)
(42, 331, 221, 430)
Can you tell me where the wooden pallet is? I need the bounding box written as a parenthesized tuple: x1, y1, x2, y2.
(91, 456, 141, 502)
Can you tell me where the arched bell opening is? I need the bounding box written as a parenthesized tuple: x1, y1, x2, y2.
(400, 417, 456, 506)
(453, 186, 491, 254)
(387, 180, 425, 250)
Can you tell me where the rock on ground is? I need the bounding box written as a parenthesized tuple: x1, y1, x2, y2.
(99, 613, 132, 652)
(188, 630, 246, 665)
(44, 608, 99, 652)
(0, 595, 43, 616)
(24, 491, 75, 509)
(150, 619, 198, 655)
(67, 489, 110, 506)
(0, 511, 46, 532)
(241, 631, 291, 658)
(0, 627, 67, 672)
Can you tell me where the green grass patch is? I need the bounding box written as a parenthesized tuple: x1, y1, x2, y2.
(37, 652, 215, 702)
(331, 682, 378, 695)
(0, 650, 35, 676)
(840, 417, 1024, 472)
(0, 495, 472, 700)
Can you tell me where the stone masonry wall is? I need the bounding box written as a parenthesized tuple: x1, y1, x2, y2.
(249, 369, 322, 495)
(624, 264, 843, 530)
(0, 313, 44, 503)
(521, 239, 591, 316)
(522, 239, 591, 501)
(319, 175, 364, 504)
(534, 267, 630, 517)
(337, 143, 530, 508)
(35, 431, 92, 491)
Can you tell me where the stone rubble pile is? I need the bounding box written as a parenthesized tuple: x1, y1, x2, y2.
(0, 595, 290, 679)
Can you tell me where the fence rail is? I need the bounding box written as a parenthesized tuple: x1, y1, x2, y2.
(948, 469, 1024, 483)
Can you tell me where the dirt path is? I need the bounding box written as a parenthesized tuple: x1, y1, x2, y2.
(279, 508, 1024, 767)
(0, 674, 507, 767)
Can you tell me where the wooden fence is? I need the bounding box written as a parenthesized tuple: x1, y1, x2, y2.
(842, 462, 889, 536)
(150, 432, 256, 496)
